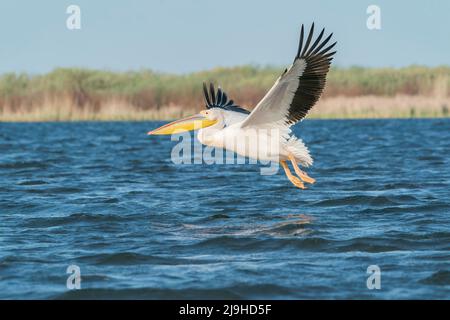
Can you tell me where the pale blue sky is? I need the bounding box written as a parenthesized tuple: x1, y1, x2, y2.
(0, 0, 448, 74)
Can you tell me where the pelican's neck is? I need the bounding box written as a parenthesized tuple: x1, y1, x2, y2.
(197, 119, 224, 145)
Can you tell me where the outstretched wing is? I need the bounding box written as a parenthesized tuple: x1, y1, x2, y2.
(240, 23, 336, 128)
(202, 82, 250, 115)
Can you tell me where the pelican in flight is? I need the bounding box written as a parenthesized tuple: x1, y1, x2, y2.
(149, 23, 336, 189)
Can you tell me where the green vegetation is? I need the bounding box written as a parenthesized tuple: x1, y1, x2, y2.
(1, 65, 449, 121)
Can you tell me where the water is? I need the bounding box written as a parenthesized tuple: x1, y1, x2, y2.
(1, 119, 449, 299)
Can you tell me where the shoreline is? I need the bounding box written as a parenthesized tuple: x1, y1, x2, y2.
(1, 95, 448, 122)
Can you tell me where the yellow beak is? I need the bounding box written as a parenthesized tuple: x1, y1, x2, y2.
(147, 114, 218, 135)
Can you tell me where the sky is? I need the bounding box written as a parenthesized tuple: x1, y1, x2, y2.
(0, 0, 449, 74)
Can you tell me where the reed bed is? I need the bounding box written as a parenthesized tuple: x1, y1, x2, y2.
(1, 66, 449, 121)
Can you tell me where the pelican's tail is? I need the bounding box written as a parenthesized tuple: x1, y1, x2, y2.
(285, 136, 313, 167)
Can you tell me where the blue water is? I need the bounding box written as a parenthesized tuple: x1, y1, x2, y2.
(1, 119, 449, 299)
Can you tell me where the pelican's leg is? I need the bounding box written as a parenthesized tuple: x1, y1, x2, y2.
(288, 154, 316, 184)
(280, 160, 306, 189)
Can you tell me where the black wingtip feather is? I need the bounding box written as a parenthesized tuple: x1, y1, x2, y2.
(202, 82, 211, 107)
(209, 83, 216, 105)
(305, 28, 325, 57)
(318, 41, 337, 56)
(222, 92, 228, 105)
(201, 82, 249, 114)
(311, 32, 333, 55)
(300, 23, 315, 57)
(295, 23, 336, 60)
(216, 87, 223, 105)
(296, 24, 305, 59)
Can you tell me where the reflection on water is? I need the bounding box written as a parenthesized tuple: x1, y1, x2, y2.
(182, 213, 313, 237)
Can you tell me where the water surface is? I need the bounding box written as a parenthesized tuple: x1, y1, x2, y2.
(1, 119, 449, 299)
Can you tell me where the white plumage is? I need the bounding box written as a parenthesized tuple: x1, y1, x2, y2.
(197, 109, 313, 167)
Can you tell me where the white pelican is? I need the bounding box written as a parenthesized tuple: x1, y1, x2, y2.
(149, 23, 336, 189)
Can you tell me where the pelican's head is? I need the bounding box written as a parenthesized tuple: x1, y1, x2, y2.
(199, 108, 227, 123)
(147, 109, 219, 135)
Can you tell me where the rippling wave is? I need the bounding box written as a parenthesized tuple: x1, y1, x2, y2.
(1, 119, 450, 299)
